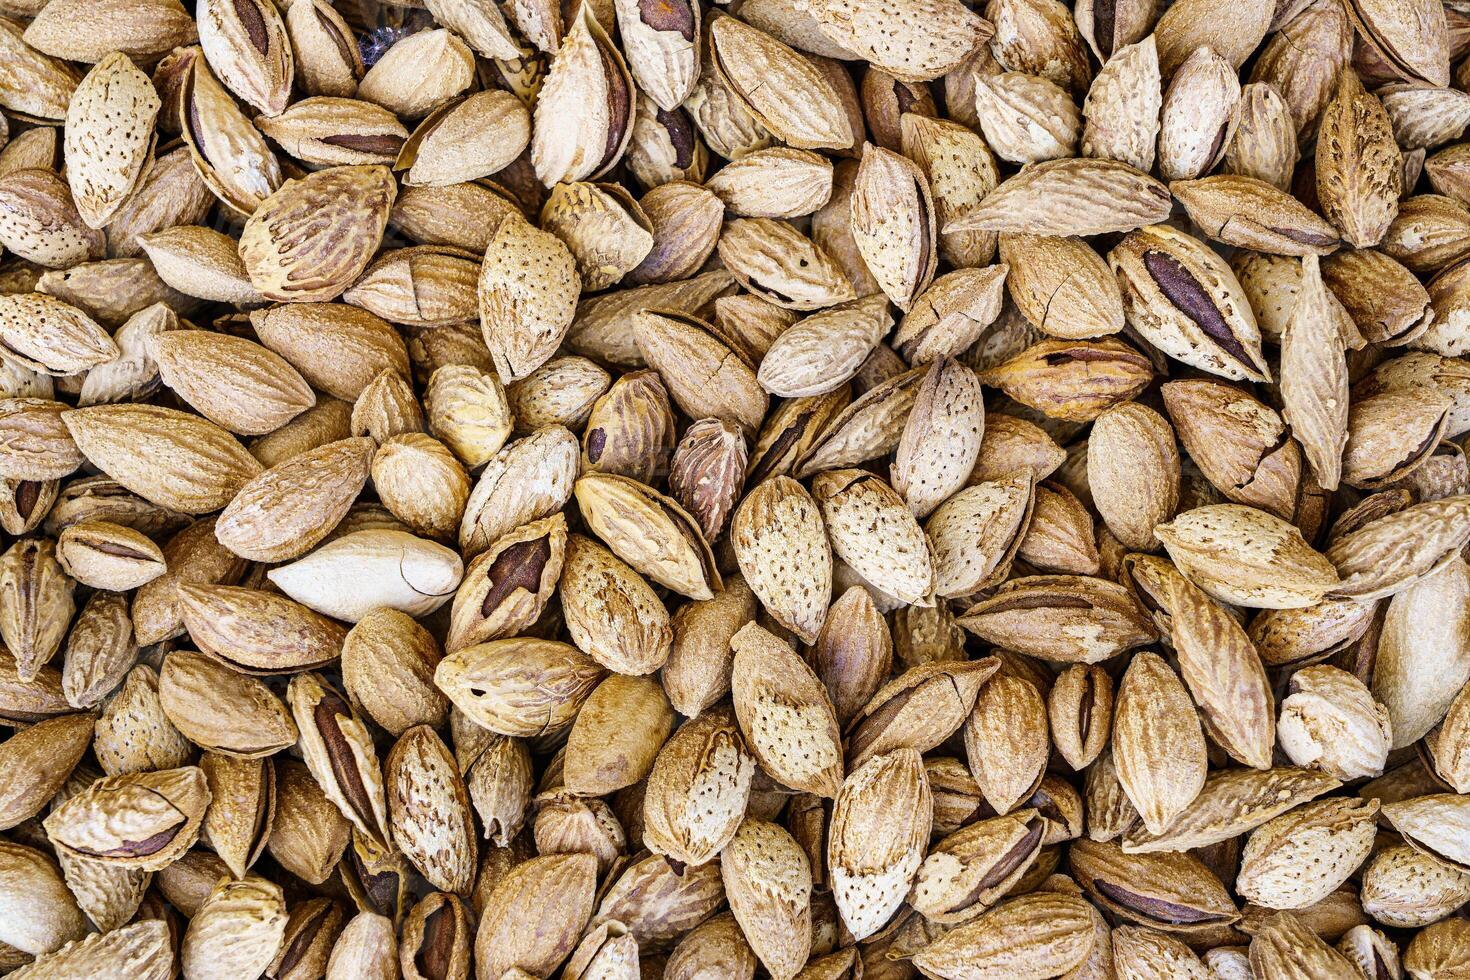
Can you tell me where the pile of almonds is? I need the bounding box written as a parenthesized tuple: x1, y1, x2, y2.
(2, 0, 1470, 973)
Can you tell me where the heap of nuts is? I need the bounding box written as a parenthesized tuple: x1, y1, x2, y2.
(1, 0, 1470, 973)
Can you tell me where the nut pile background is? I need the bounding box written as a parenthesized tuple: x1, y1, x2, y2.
(0, 0, 1468, 974)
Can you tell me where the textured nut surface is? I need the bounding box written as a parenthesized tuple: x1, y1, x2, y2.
(1, 0, 1467, 973)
